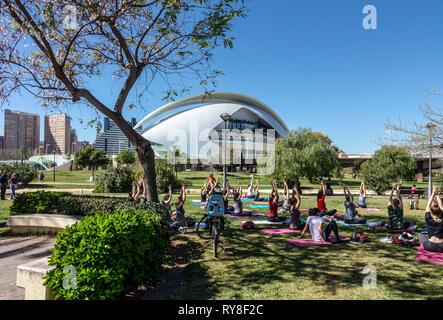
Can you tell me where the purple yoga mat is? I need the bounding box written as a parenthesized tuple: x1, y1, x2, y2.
(286, 236, 351, 247)
(225, 213, 267, 219)
(415, 245, 443, 265)
(261, 228, 302, 235)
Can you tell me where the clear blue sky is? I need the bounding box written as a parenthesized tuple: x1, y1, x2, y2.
(2, 0, 443, 153)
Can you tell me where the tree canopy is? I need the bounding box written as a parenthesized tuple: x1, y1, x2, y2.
(273, 128, 340, 182)
(360, 145, 415, 195)
(0, 0, 246, 202)
(115, 150, 136, 166)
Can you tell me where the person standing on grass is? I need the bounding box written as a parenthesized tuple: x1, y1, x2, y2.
(0, 171, 8, 200)
(342, 184, 366, 224)
(267, 180, 286, 222)
(358, 179, 368, 208)
(289, 185, 305, 230)
(317, 179, 337, 217)
(299, 208, 341, 243)
(418, 186, 443, 253)
(207, 173, 215, 188)
(8, 173, 18, 200)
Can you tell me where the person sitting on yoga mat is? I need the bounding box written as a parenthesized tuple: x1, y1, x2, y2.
(299, 208, 341, 243)
(289, 185, 305, 230)
(280, 180, 293, 215)
(253, 180, 265, 201)
(418, 186, 443, 253)
(230, 182, 252, 216)
(201, 181, 208, 203)
(317, 179, 337, 217)
(342, 184, 367, 224)
(172, 185, 187, 225)
(267, 180, 286, 222)
(246, 175, 255, 198)
(161, 184, 173, 222)
(358, 179, 368, 208)
(375, 184, 411, 232)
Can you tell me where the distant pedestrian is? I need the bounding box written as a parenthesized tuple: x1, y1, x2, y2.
(0, 172, 8, 200)
(39, 172, 45, 181)
(8, 173, 18, 200)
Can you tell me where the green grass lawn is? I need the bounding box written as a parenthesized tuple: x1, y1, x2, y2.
(145, 193, 442, 300)
(2, 185, 441, 299)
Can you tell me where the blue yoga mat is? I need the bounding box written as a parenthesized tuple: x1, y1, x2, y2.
(336, 220, 368, 226)
(249, 205, 269, 208)
(191, 203, 205, 206)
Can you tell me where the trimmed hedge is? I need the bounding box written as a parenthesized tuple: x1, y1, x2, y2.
(44, 209, 168, 300)
(10, 191, 167, 222)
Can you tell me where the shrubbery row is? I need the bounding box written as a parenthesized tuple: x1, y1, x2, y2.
(10, 191, 166, 222)
(44, 209, 169, 300)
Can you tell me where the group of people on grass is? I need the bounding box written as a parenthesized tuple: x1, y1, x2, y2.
(0, 171, 18, 200)
(129, 172, 443, 253)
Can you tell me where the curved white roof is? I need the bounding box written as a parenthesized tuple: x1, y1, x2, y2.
(141, 103, 287, 157)
(135, 92, 289, 133)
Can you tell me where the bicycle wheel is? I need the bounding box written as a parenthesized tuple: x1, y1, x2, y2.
(196, 215, 212, 240)
(212, 222, 219, 257)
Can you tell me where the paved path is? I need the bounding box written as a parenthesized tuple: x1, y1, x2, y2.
(0, 236, 56, 300)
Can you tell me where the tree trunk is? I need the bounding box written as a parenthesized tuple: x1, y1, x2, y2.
(136, 140, 159, 203)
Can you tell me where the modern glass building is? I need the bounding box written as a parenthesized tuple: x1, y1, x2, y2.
(93, 118, 142, 154)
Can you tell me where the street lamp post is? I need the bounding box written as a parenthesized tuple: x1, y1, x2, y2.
(426, 123, 437, 198)
(220, 113, 231, 189)
(53, 151, 56, 182)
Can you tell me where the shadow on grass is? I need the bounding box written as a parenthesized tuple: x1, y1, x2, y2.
(198, 226, 443, 299)
(127, 233, 219, 300)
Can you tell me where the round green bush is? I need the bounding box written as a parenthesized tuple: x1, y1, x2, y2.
(94, 167, 135, 193)
(44, 208, 168, 300)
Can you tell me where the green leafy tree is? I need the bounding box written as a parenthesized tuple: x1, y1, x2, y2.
(115, 150, 136, 167)
(0, 0, 246, 202)
(360, 145, 415, 195)
(274, 128, 340, 182)
(155, 158, 180, 192)
(74, 147, 110, 181)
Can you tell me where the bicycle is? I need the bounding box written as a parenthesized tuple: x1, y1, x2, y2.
(195, 192, 230, 257)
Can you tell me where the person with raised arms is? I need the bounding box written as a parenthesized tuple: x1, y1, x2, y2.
(279, 180, 292, 215)
(358, 179, 368, 208)
(342, 184, 367, 224)
(317, 179, 337, 217)
(172, 185, 187, 225)
(289, 185, 305, 230)
(267, 180, 287, 222)
(418, 186, 443, 252)
(230, 181, 252, 216)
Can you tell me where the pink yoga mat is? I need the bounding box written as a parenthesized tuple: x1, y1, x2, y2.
(361, 208, 381, 212)
(415, 245, 443, 265)
(286, 236, 351, 247)
(261, 228, 302, 235)
(254, 202, 269, 205)
(299, 209, 309, 213)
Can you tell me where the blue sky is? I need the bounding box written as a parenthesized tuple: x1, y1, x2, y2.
(2, 0, 443, 153)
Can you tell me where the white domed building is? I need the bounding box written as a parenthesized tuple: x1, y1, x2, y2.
(135, 92, 289, 170)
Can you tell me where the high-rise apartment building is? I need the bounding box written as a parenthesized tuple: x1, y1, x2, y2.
(44, 113, 72, 154)
(70, 129, 79, 154)
(4, 109, 40, 152)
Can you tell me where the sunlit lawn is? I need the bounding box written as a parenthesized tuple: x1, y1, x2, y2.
(148, 193, 442, 300)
